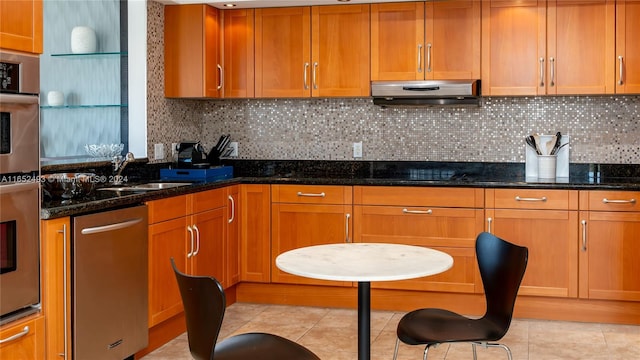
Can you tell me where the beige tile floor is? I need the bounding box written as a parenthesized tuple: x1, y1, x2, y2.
(142, 302, 640, 360)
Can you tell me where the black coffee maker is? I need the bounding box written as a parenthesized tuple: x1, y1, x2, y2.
(176, 142, 208, 168)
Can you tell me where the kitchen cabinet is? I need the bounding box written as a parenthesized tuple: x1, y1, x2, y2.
(353, 186, 484, 293)
(485, 189, 579, 298)
(481, 0, 615, 96)
(255, 4, 370, 98)
(240, 184, 271, 283)
(579, 190, 640, 301)
(0, 0, 43, 54)
(226, 185, 240, 287)
(271, 184, 352, 286)
(40, 217, 72, 360)
(615, 0, 640, 94)
(371, 1, 480, 81)
(221, 9, 255, 98)
(0, 315, 45, 359)
(164, 4, 221, 98)
(147, 189, 226, 327)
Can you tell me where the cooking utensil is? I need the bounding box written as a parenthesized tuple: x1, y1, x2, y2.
(550, 132, 563, 155)
(546, 135, 556, 155)
(532, 134, 543, 155)
(526, 136, 541, 155)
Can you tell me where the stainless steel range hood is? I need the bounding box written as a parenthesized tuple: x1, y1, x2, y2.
(371, 80, 480, 106)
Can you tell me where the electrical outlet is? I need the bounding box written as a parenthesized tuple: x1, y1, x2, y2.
(353, 142, 363, 158)
(229, 142, 238, 157)
(154, 143, 165, 160)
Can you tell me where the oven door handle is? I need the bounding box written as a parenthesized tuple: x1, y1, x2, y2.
(0, 93, 39, 105)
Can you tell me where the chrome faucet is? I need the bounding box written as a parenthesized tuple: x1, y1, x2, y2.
(112, 152, 135, 185)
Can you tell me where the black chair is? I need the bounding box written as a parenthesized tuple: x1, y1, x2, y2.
(170, 258, 320, 360)
(393, 232, 528, 360)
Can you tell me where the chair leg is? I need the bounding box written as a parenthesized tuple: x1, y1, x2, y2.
(393, 338, 400, 360)
(471, 342, 513, 360)
(471, 342, 478, 360)
(422, 344, 432, 360)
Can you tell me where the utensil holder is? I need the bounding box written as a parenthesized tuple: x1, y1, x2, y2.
(537, 155, 557, 179)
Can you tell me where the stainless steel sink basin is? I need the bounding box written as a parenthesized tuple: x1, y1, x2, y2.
(97, 182, 191, 192)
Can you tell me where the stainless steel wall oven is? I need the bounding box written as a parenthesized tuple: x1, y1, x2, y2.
(0, 50, 41, 324)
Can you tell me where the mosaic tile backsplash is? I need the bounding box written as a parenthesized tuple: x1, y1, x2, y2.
(146, 1, 640, 165)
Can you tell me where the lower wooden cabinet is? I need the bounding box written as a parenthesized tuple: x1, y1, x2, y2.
(0, 315, 45, 360)
(579, 190, 640, 301)
(486, 189, 579, 298)
(240, 184, 271, 283)
(353, 186, 484, 293)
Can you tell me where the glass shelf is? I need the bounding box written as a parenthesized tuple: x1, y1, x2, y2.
(51, 51, 128, 57)
(41, 104, 128, 109)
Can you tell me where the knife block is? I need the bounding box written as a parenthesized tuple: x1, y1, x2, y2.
(525, 135, 569, 179)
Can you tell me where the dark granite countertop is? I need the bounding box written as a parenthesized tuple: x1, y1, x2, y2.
(40, 160, 640, 220)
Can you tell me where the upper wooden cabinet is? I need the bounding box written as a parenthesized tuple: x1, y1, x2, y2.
(615, 0, 640, 94)
(371, 1, 480, 81)
(255, 5, 370, 98)
(0, 0, 43, 54)
(482, 0, 615, 96)
(221, 9, 255, 98)
(164, 4, 221, 98)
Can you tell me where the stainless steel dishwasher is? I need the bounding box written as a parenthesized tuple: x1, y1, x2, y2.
(73, 205, 148, 360)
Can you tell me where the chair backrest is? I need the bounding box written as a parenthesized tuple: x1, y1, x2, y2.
(171, 258, 226, 360)
(476, 232, 528, 336)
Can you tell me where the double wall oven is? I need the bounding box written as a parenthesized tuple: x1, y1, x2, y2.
(0, 50, 41, 324)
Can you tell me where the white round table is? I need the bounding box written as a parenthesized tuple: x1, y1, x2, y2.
(276, 243, 454, 360)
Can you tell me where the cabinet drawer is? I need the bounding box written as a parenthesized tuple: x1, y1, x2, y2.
(354, 186, 483, 208)
(582, 190, 640, 212)
(271, 185, 352, 204)
(0, 315, 44, 359)
(487, 189, 578, 210)
(147, 195, 188, 223)
(192, 188, 225, 213)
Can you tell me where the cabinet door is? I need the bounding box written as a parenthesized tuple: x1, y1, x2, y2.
(191, 208, 226, 285)
(164, 4, 221, 98)
(255, 7, 311, 97)
(240, 184, 271, 283)
(148, 217, 189, 327)
(271, 203, 352, 286)
(226, 186, 240, 287)
(354, 205, 483, 293)
(487, 208, 579, 298)
(311, 4, 370, 97)
(579, 211, 640, 301)
(481, 0, 547, 95)
(426, 0, 480, 80)
(40, 218, 72, 360)
(371, 2, 425, 81)
(615, 0, 640, 94)
(0, 316, 45, 360)
(222, 9, 255, 98)
(547, 0, 615, 95)
(0, 0, 43, 54)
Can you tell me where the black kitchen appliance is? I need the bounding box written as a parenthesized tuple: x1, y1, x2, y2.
(176, 142, 207, 168)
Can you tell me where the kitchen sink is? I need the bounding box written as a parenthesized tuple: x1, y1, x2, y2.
(97, 182, 192, 192)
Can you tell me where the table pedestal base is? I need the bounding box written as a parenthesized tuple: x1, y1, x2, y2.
(358, 281, 371, 360)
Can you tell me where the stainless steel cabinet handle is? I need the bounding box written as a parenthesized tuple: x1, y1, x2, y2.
(602, 198, 636, 204)
(192, 225, 200, 256)
(581, 220, 587, 251)
(57, 224, 69, 360)
(345, 213, 351, 243)
(417, 44, 423, 73)
(549, 57, 555, 87)
(539, 57, 545, 86)
(487, 217, 492, 233)
(618, 56, 624, 85)
(228, 195, 235, 224)
(402, 208, 433, 215)
(80, 218, 143, 235)
(297, 191, 325, 197)
(303, 62, 310, 90)
(515, 196, 547, 202)
(0, 326, 29, 344)
(312, 62, 318, 90)
(426, 43, 432, 73)
(187, 226, 194, 258)
(217, 64, 223, 90)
